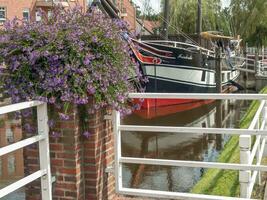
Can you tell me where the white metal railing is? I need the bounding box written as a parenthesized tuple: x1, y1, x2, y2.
(0, 101, 52, 199)
(114, 93, 267, 200)
(247, 47, 267, 56)
(144, 40, 215, 57)
(257, 60, 267, 76)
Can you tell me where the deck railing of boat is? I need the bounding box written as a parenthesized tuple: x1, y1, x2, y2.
(114, 93, 267, 200)
(257, 60, 267, 76)
(143, 40, 216, 57)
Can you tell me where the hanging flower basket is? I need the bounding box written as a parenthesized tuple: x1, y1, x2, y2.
(0, 6, 145, 136)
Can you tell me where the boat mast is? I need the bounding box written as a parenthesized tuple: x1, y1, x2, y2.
(162, 0, 170, 40)
(196, 0, 202, 45)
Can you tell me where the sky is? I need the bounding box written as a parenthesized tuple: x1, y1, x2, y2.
(132, 0, 231, 14)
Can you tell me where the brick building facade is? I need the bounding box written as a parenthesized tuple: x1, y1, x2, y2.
(0, 0, 138, 31)
(116, 0, 136, 32)
(0, 0, 87, 25)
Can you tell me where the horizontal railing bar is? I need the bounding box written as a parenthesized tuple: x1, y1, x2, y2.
(119, 125, 267, 135)
(0, 135, 45, 156)
(128, 93, 267, 100)
(119, 187, 256, 200)
(257, 138, 266, 166)
(249, 170, 258, 197)
(0, 101, 44, 115)
(0, 170, 46, 198)
(249, 120, 266, 163)
(249, 138, 266, 196)
(249, 135, 261, 164)
(120, 157, 267, 171)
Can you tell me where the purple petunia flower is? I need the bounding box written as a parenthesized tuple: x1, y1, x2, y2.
(51, 131, 61, 138)
(87, 85, 96, 94)
(82, 131, 91, 139)
(49, 96, 56, 104)
(59, 113, 70, 120)
(92, 36, 98, 43)
(48, 119, 55, 128)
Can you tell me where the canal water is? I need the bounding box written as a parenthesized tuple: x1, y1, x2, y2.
(121, 98, 251, 192)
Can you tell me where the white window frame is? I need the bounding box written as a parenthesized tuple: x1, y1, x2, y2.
(35, 11, 41, 22)
(23, 8, 30, 22)
(0, 7, 6, 25)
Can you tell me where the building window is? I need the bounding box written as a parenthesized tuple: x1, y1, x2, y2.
(0, 7, 6, 25)
(48, 10, 52, 19)
(87, 0, 94, 6)
(23, 8, 30, 21)
(35, 11, 41, 22)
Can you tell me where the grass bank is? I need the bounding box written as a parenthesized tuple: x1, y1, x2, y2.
(191, 87, 267, 197)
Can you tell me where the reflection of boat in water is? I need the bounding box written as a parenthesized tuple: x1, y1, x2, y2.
(123, 100, 217, 154)
(122, 99, 236, 192)
(134, 99, 214, 119)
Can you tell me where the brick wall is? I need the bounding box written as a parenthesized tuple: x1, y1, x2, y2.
(0, 0, 35, 22)
(0, 0, 87, 26)
(117, 0, 136, 32)
(23, 103, 116, 200)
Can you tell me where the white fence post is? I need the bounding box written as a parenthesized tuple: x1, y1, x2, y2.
(239, 135, 251, 198)
(113, 110, 122, 192)
(37, 103, 52, 200)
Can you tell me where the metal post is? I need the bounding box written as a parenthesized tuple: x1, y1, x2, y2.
(37, 103, 52, 200)
(113, 110, 122, 192)
(255, 50, 259, 75)
(196, 0, 202, 45)
(215, 100, 222, 150)
(239, 135, 251, 198)
(245, 43, 248, 91)
(215, 47, 222, 93)
(162, 0, 169, 40)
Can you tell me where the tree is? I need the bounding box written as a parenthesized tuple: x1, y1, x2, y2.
(230, 0, 267, 46)
(168, 0, 222, 34)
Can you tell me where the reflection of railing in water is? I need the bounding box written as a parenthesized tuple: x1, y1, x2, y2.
(0, 101, 52, 199)
(0, 114, 24, 181)
(115, 93, 267, 199)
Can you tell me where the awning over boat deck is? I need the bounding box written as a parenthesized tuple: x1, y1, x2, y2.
(201, 32, 234, 40)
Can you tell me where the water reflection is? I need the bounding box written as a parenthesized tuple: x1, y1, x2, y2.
(121, 99, 248, 192)
(0, 112, 25, 199)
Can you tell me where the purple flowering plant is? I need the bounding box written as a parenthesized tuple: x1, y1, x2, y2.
(0, 6, 145, 137)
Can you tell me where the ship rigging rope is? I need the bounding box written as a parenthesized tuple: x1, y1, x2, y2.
(134, 0, 201, 47)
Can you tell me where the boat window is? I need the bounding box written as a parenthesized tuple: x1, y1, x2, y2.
(201, 71, 206, 82)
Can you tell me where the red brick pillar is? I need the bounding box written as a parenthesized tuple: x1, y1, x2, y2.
(50, 105, 85, 200)
(83, 109, 115, 200)
(23, 105, 115, 200)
